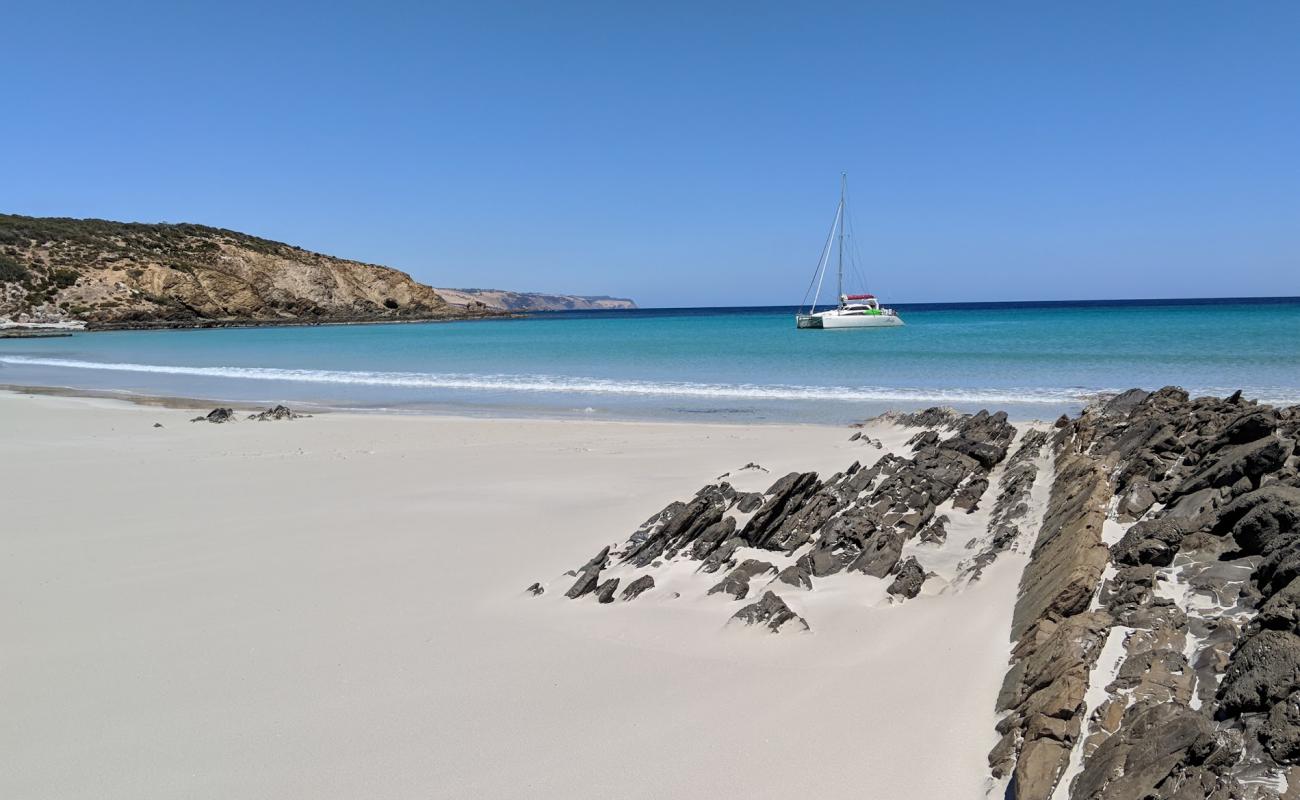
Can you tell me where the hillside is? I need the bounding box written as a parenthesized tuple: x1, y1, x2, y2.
(434, 287, 637, 312)
(0, 214, 501, 329)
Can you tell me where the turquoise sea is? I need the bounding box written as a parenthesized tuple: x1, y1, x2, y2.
(2, 298, 1298, 423)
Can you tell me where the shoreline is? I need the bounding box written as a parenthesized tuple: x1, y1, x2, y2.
(0, 381, 1063, 427)
(0, 383, 878, 428)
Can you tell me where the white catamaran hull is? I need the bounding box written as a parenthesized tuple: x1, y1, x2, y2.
(821, 312, 904, 328)
(797, 311, 905, 329)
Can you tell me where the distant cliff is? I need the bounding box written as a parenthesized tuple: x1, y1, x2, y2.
(0, 214, 501, 329)
(434, 287, 637, 312)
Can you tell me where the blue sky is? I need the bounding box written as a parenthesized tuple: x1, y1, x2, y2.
(4, 1, 1297, 307)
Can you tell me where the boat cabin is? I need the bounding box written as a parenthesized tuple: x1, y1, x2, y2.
(841, 293, 881, 312)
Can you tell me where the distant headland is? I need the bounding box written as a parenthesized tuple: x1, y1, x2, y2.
(0, 214, 634, 330)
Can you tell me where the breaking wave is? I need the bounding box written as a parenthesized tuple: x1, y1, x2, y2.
(4, 356, 1298, 406)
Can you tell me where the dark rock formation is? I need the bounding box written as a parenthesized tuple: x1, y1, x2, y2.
(995, 423, 1112, 799)
(738, 471, 822, 549)
(621, 575, 655, 601)
(525, 582, 544, 596)
(1217, 629, 1300, 716)
(1070, 701, 1233, 800)
(565, 546, 610, 599)
(708, 559, 776, 600)
(1260, 690, 1300, 764)
(192, 407, 236, 423)
(248, 404, 308, 421)
(994, 388, 1300, 799)
(1212, 484, 1300, 556)
(729, 591, 809, 633)
(886, 557, 926, 599)
(775, 558, 813, 590)
(595, 577, 620, 604)
(1112, 519, 1185, 567)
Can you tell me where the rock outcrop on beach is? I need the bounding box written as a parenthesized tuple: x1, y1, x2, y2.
(992, 388, 1300, 800)
(431, 287, 637, 312)
(528, 387, 1300, 798)
(536, 407, 1050, 634)
(0, 214, 502, 329)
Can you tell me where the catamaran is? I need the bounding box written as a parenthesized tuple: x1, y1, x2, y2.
(795, 175, 904, 329)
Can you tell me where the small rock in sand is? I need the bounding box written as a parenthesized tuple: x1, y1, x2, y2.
(525, 582, 544, 596)
(191, 408, 236, 424)
(248, 404, 309, 421)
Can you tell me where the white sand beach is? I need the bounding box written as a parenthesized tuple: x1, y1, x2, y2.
(1, 391, 1031, 799)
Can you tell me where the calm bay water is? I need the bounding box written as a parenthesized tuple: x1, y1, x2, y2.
(2, 298, 1298, 423)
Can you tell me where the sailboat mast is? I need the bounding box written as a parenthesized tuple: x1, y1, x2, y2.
(837, 172, 845, 308)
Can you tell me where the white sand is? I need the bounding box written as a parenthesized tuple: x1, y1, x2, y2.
(0, 391, 1028, 799)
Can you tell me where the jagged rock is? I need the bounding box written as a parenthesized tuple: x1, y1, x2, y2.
(739, 471, 821, 549)
(1070, 701, 1228, 800)
(1117, 480, 1157, 519)
(699, 536, 743, 573)
(1109, 648, 1194, 704)
(525, 582, 544, 596)
(1112, 518, 1185, 567)
(908, 429, 940, 450)
(761, 475, 850, 552)
(191, 407, 235, 423)
(918, 514, 949, 545)
(1219, 408, 1277, 445)
(886, 557, 926, 599)
(1261, 690, 1300, 763)
(952, 477, 988, 512)
(1163, 487, 1221, 524)
(152, 422, 163, 428)
(849, 528, 905, 577)
(729, 591, 809, 633)
(734, 492, 764, 513)
(999, 611, 1112, 713)
(775, 558, 813, 590)
(1258, 577, 1300, 630)
(623, 490, 727, 567)
(1012, 736, 1074, 800)
(1100, 388, 1152, 418)
(565, 546, 610, 599)
(997, 434, 1112, 799)
(1212, 484, 1300, 556)
(883, 406, 965, 429)
(708, 559, 776, 600)
(595, 577, 620, 604)
(620, 574, 654, 601)
(1174, 436, 1291, 497)
(1010, 452, 1111, 641)
(248, 404, 306, 421)
(1217, 629, 1300, 716)
(849, 431, 861, 441)
(689, 517, 738, 561)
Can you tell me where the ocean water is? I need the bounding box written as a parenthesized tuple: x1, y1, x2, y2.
(2, 298, 1298, 423)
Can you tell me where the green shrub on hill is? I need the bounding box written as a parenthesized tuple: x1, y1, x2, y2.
(0, 252, 29, 282)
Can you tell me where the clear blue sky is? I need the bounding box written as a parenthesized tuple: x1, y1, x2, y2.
(4, 1, 1297, 307)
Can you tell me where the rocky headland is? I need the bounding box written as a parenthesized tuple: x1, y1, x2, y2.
(0, 214, 504, 329)
(431, 287, 637, 312)
(531, 388, 1300, 799)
